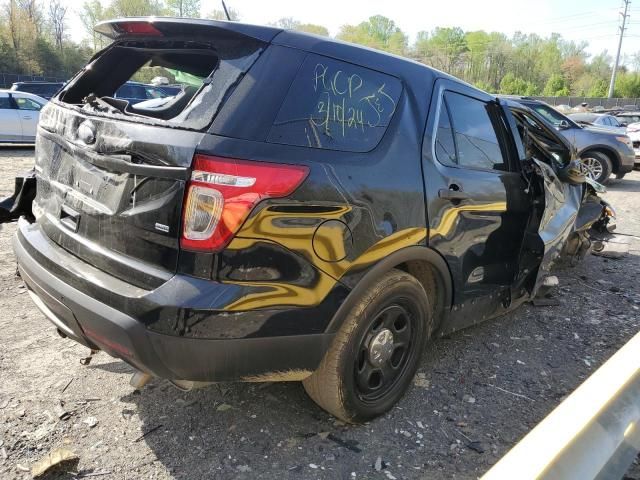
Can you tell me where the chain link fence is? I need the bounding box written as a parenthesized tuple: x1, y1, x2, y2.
(532, 96, 640, 109)
(0, 72, 67, 89)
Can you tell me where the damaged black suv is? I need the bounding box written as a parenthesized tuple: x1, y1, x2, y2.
(13, 18, 611, 423)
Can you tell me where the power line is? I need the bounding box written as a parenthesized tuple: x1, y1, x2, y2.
(608, 0, 631, 98)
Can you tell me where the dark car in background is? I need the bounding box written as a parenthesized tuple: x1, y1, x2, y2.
(500, 97, 635, 183)
(10, 81, 65, 100)
(12, 18, 611, 423)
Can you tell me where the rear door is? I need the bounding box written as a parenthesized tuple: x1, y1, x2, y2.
(422, 79, 531, 307)
(12, 94, 42, 141)
(0, 93, 21, 142)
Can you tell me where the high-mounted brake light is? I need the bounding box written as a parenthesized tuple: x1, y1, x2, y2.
(115, 21, 163, 36)
(181, 155, 309, 252)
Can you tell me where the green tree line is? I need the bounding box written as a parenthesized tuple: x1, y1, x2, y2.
(1, 0, 639, 97)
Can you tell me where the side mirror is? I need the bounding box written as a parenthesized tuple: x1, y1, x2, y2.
(555, 159, 585, 185)
(558, 120, 571, 130)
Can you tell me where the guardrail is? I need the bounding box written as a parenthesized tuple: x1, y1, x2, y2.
(482, 329, 640, 480)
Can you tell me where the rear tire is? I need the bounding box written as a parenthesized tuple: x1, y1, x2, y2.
(579, 151, 613, 184)
(303, 269, 431, 423)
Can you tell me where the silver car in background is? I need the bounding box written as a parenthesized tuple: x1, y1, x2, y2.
(568, 112, 628, 135)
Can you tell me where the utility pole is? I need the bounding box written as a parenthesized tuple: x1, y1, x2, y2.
(608, 0, 631, 98)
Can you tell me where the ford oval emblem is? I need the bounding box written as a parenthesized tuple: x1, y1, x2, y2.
(78, 120, 96, 145)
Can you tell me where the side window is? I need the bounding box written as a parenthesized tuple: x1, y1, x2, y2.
(0, 96, 12, 109)
(609, 116, 620, 127)
(268, 54, 402, 152)
(14, 97, 42, 111)
(444, 91, 506, 171)
(434, 99, 457, 166)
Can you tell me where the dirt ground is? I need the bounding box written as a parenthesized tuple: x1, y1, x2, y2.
(0, 146, 639, 480)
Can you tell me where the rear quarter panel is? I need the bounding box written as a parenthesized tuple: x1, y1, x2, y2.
(198, 48, 435, 314)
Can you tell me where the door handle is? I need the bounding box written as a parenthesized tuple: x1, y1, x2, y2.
(438, 185, 469, 201)
(22, 116, 32, 120)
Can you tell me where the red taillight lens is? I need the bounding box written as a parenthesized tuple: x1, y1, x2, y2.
(115, 21, 162, 36)
(181, 155, 309, 252)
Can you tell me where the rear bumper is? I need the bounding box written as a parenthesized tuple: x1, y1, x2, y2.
(13, 218, 335, 382)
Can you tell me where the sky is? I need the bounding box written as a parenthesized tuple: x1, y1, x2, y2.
(67, 0, 640, 64)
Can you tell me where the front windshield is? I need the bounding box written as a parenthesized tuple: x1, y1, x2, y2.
(528, 103, 571, 127)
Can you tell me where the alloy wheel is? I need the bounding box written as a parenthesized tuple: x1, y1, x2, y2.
(579, 156, 604, 181)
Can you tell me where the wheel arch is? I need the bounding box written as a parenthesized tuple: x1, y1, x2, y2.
(325, 246, 453, 336)
(579, 145, 620, 173)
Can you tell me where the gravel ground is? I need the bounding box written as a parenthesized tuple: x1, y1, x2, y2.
(0, 147, 639, 480)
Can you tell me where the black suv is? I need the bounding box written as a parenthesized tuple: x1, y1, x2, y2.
(13, 18, 608, 422)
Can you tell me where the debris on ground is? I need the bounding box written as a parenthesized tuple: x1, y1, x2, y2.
(467, 441, 486, 454)
(592, 234, 630, 259)
(30, 448, 79, 478)
(83, 416, 98, 428)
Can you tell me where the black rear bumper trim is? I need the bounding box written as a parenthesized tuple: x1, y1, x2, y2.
(13, 222, 335, 382)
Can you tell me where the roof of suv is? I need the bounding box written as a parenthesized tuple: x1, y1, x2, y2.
(96, 17, 453, 88)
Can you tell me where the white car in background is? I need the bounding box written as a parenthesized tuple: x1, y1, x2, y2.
(626, 122, 640, 168)
(0, 90, 47, 144)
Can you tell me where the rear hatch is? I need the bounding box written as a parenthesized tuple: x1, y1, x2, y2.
(33, 19, 271, 289)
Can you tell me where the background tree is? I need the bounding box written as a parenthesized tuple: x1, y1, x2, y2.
(270, 17, 329, 36)
(48, 0, 67, 51)
(205, 7, 240, 21)
(165, 0, 200, 17)
(543, 73, 570, 96)
(412, 27, 467, 77)
(337, 15, 407, 56)
(79, 0, 107, 51)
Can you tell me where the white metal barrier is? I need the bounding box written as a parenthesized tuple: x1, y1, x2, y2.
(483, 330, 640, 480)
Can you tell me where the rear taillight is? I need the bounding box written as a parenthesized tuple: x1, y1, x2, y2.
(180, 155, 309, 252)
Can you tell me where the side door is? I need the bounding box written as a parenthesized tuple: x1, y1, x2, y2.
(12, 94, 42, 141)
(422, 80, 532, 316)
(0, 93, 22, 142)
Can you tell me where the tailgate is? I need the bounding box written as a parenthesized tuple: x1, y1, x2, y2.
(31, 19, 269, 289)
(34, 104, 201, 288)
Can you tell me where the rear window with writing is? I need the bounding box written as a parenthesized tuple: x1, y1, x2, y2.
(267, 55, 402, 152)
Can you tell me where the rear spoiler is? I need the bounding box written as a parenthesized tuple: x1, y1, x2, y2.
(95, 17, 281, 43)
